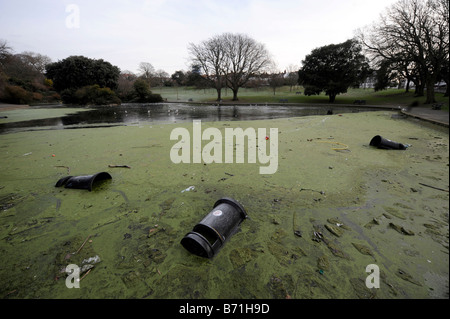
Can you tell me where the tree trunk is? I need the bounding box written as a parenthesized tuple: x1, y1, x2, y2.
(415, 82, 424, 96)
(232, 88, 239, 101)
(329, 93, 336, 103)
(425, 78, 436, 104)
(414, 71, 425, 96)
(216, 87, 222, 101)
(405, 79, 410, 93)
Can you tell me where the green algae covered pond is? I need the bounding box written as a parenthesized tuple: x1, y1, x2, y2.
(0, 109, 448, 299)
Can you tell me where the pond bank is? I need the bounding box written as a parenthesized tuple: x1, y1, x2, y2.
(0, 111, 448, 298)
(401, 107, 449, 127)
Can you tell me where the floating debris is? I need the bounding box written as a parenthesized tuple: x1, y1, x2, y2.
(312, 231, 323, 242)
(317, 255, 330, 271)
(82, 255, 101, 265)
(364, 217, 383, 229)
(389, 223, 415, 236)
(326, 240, 350, 259)
(299, 188, 325, 195)
(312, 225, 350, 259)
(395, 269, 422, 286)
(327, 218, 352, 230)
(352, 242, 375, 258)
(325, 224, 344, 237)
(148, 225, 161, 238)
(79, 264, 94, 275)
(181, 186, 195, 193)
(419, 182, 449, 192)
(108, 164, 131, 169)
(383, 206, 406, 220)
(316, 140, 349, 151)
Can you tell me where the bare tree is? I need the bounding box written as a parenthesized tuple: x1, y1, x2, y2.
(189, 33, 273, 101)
(188, 35, 227, 101)
(138, 62, 155, 85)
(221, 33, 273, 101)
(285, 64, 299, 92)
(358, 0, 449, 104)
(117, 70, 137, 98)
(3, 54, 43, 82)
(154, 69, 169, 87)
(19, 51, 52, 74)
(0, 39, 13, 69)
(268, 72, 285, 95)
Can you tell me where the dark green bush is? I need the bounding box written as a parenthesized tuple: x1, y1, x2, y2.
(144, 93, 163, 103)
(61, 85, 121, 105)
(131, 79, 163, 103)
(60, 88, 78, 104)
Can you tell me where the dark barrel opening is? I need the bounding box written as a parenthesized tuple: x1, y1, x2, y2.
(181, 197, 247, 258)
(180, 232, 214, 258)
(369, 135, 382, 147)
(193, 224, 220, 245)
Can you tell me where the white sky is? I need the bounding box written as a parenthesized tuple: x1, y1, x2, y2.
(0, 0, 399, 75)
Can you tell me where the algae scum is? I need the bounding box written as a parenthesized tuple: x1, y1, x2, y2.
(0, 109, 448, 298)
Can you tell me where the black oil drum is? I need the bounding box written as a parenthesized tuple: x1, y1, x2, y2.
(369, 135, 407, 150)
(181, 197, 247, 258)
(55, 172, 112, 191)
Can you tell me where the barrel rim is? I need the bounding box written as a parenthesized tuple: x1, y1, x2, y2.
(180, 231, 214, 258)
(213, 197, 247, 220)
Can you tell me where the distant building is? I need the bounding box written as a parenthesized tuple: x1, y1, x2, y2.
(359, 73, 376, 89)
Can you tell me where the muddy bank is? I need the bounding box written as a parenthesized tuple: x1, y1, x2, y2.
(0, 111, 448, 298)
(0, 103, 31, 112)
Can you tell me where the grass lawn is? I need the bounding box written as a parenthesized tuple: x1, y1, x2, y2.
(155, 85, 448, 110)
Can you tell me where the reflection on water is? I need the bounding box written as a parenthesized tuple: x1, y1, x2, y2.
(0, 103, 378, 134)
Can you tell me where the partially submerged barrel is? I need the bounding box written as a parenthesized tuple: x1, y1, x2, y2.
(55, 172, 112, 191)
(369, 135, 407, 150)
(181, 197, 247, 258)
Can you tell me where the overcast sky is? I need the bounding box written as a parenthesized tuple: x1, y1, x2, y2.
(0, 0, 399, 75)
